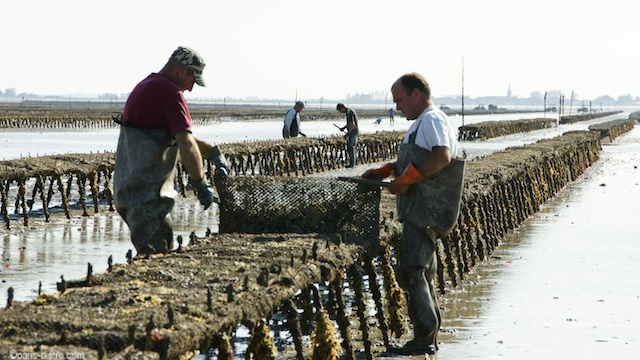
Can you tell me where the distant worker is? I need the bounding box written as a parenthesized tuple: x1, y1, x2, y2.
(336, 103, 359, 167)
(282, 101, 307, 138)
(388, 107, 395, 124)
(114, 46, 229, 256)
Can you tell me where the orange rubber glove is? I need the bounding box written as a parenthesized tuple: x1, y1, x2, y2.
(364, 162, 395, 179)
(393, 163, 425, 186)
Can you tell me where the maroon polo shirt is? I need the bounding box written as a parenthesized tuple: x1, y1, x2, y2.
(123, 73, 193, 137)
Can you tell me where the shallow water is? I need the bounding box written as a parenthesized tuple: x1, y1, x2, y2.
(0, 112, 547, 160)
(0, 111, 636, 358)
(435, 126, 640, 359)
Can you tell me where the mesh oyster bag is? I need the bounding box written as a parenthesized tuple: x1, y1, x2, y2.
(214, 176, 381, 248)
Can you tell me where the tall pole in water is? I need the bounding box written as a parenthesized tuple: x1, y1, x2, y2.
(461, 56, 465, 140)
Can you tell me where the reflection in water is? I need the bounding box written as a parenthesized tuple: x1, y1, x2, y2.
(1, 213, 130, 300)
(0, 198, 219, 301)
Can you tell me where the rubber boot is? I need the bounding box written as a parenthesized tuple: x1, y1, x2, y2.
(126, 211, 174, 256)
(387, 268, 439, 356)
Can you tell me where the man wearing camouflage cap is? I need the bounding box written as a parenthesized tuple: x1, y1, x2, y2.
(114, 46, 229, 256)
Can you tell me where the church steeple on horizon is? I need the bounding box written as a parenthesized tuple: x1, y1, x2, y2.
(507, 83, 512, 98)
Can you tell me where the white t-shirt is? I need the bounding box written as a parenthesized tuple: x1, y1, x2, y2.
(283, 108, 299, 129)
(403, 106, 458, 156)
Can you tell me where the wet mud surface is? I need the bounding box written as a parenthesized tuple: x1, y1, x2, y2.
(434, 127, 640, 359)
(0, 107, 637, 359)
(1, 231, 363, 358)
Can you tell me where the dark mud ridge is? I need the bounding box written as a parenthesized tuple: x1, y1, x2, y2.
(0, 103, 393, 130)
(559, 110, 622, 124)
(458, 117, 556, 141)
(458, 111, 622, 141)
(1, 125, 635, 359)
(0, 102, 542, 131)
(588, 118, 636, 141)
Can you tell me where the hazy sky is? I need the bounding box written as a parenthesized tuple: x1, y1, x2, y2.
(2, 0, 638, 101)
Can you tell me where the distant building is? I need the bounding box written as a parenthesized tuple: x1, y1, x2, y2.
(507, 84, 512, 98)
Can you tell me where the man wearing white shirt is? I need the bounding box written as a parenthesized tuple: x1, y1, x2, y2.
(362, 72, 462, 356)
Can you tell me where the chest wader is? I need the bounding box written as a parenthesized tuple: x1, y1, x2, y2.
(393, 137, 465, 351)
(346, 132, 358, 167)
(113, 126, 179, 255)
(346, 110, 359, 167)
(395, 143, 465, 239)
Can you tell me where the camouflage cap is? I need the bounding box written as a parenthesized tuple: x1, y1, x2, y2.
(171, 46, 206, 87)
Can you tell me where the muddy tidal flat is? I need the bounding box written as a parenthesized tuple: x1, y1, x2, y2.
(0, 104, 638, 359)
(435, 127, 640, 360)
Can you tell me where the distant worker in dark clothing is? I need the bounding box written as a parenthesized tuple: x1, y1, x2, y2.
(337, 103, 359, 167)
(388, 107, 395, 124)
(114, 46, 229, 256)
(282, 101, 306, 138)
